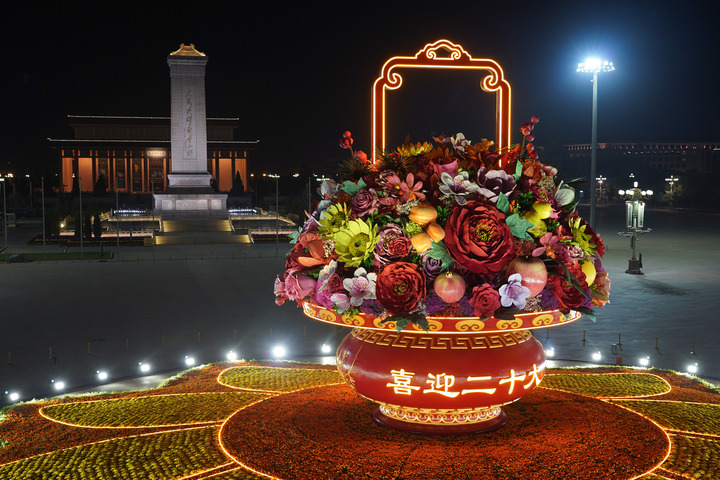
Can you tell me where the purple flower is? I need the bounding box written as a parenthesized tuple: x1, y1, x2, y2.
(438, 171, 479, 205)
(499, 273, 531, 309)
(349, 188, 380, 218)
(476, 167, 517, 204)
(330, 292, 351, 314)
(422, 255, 444, 281)
(343, 268, 377, 306)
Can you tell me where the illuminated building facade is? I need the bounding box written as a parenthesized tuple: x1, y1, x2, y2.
(49, 115, 258, 194)
(564, 142, 719, 174)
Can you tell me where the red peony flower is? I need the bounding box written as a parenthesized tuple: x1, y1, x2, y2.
(443, 200, 516, 275)
(547, 262, 589, 311)
(469, 283, 501, 318)
(375, 262, 426, 315)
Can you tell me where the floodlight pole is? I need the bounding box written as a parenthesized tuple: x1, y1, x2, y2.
(577, 58, 614, 230)
(590, 71, 598, 230)
(1, 178, 7, 263)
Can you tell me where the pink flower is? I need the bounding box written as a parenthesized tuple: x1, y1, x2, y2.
(284, 272, 316, 301)
(532, 232, 559, 257)
(383, 173, 425, 203)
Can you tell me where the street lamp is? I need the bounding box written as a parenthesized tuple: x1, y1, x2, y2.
(665, 175, 679, 207)
(596, 175, 607, 204)
(618, 179, 652, 274)
(577, 58, 614, 230)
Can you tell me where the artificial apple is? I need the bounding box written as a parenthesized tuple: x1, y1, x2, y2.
(506, 256, 548, 298)
(433, 271, 467, 303)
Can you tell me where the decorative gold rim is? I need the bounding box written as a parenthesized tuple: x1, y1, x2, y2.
(378, 403, 503, 425)
(302, 302, 581, 334)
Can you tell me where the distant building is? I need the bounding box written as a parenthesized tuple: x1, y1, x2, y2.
(564, 141, 720, 174)
(48, 115, 259, 194)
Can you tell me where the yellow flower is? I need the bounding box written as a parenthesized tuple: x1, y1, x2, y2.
(317, 203, 350, 237)
(569, 217, 596, 256)
(333, 219, 379, 267)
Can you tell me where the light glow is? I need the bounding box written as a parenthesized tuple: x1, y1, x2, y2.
(226, 350, 238, 361)
(8, 392, 19, 402)
(96, 370, 109, 381)
(139, 362, 151, 373)
(272, 345, 286, 359)
(577, 58, 615, 73)
(321, 344, 332, 354)
(53, 380, 65, 391)
(639, 356, 650, 367)
(372, 39, 511, 164)
(592, 351, 603, 362)
(185, 356, 196, 367)
(686, 363, 698, 374)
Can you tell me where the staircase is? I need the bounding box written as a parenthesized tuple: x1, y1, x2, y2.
(154, 216, 252, 245)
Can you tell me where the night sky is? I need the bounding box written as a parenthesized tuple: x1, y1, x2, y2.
(2, 0, 718, 177)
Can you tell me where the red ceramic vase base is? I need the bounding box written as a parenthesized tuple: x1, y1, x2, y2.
(372, 407, 508, 435)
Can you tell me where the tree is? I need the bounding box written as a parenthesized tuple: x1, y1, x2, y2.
(93, 215, 102, 239)
(94, 175, 108, 197)
(229, 172, 245, 195)
(83, 212, 93, 240)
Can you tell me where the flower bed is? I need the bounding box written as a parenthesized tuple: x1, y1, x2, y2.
(0, 362, 718, 479)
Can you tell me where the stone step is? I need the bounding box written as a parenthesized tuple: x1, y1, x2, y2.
(161, 219, 232, 233)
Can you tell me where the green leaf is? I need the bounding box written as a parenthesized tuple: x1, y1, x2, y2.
(496, 193, 511, 215)
(426, 240, 454, 271)
(394, 317, 410, 332)
(339, 178, 366, 196)
(577, 307, 597, 323)
(505, 213, 534, 241)
(514, 159, 524, 180)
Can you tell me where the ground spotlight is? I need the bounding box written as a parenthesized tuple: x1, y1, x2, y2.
(687, 363, 699, 375)
(139, 362, 151, 373)
(638, 356, 650, 367)
(96, 370, 109, 382)
(5, 391, 19, 403)
(545, 347, 555, 358)
(226, 350, 238, 361)
(52, 380, 65, 392)
(272, 345, 287, 359)
(592, 351, 602, 362)
(321, 344, 332, 354)
(184, 355, 196, 367)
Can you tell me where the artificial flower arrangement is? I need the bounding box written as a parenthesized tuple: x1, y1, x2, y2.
(274, 118, 610, 331)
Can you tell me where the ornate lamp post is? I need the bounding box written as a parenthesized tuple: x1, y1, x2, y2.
(618, 180, 652, 274)
(665, 175, 679, 207)
(596, 175, 607, 204)
(577, 58, 614, 230)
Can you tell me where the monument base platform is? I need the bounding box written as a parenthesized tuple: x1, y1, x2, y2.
(153, 193, 228, 213)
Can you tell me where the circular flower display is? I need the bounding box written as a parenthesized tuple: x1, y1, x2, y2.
(443, 200, 515, 275)
(375, 262, 426, 315)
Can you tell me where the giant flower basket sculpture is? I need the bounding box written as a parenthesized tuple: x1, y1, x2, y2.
(274, 40, 609, 434)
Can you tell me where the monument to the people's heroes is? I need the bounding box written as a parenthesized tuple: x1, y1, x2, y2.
(154, 43, 228, 214)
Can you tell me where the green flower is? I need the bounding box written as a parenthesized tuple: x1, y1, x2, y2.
(334, 219, 379, 267)
(317, 203, 350, 236)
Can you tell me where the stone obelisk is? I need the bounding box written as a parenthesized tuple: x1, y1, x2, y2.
(154, 43, 227, 213)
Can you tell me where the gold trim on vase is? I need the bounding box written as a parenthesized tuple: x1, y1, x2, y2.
(378, 403, 503, 425)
